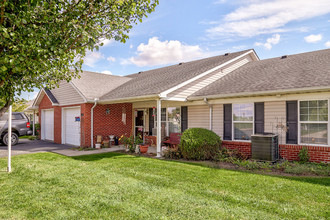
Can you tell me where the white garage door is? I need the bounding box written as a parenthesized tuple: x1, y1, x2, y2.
(42, 109, 54, 141)
(62, 107, 81, 146)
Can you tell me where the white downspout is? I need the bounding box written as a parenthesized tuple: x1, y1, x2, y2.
(7, 105, 12, 173)
(91, 98, 99, 148)
(32, 110, 35, 136)
(204, 98, 213, 131)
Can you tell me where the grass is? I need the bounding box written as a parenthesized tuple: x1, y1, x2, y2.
(0, 152, 329, 219)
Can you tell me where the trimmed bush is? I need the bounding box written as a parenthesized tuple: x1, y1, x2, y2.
(179, 128, 222, 160)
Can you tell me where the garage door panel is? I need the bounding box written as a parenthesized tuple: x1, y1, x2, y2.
(63, 108, 80, 146)
(42, 109, 54, 141)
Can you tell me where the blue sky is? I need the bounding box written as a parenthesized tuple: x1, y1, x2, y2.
(22, 0, 330, 100)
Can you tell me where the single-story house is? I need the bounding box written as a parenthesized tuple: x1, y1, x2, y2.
(32, 48, 330, 163)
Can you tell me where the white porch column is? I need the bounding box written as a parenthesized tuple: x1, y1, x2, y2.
(156, 99, 162, 157)
(209, 105, 213, 131)
(32, 110, 35, 136)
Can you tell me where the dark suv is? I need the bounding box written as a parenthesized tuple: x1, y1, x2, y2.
(0, 112, 32, 146)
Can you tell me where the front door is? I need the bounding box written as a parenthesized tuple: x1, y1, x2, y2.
(135, 110, 145, 140)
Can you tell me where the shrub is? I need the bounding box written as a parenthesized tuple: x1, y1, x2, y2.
(28, 136, 37, 140)
(179, 128, 222, 160)
(163, 147, 182, 159)
(217, 147, 248, 162)
(298, 147, 310, 163)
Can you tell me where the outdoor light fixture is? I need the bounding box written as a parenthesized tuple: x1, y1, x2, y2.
(106, 108, 110, 115)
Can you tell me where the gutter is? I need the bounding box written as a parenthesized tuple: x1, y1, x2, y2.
(203, 98, 213, 131)
(94, 94, 159, 104)
(91, 98, 99, 148)
(188, 86, 330, 101)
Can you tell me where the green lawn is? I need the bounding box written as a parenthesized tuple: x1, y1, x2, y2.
(0, 153, 329, 219)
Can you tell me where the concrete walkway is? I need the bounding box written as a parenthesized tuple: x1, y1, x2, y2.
(0, 139, 157, 157)
(53, 145, 126, 156)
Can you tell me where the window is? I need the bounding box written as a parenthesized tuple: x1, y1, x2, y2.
(299, 100, 328, 145)
(167, 107, 181, 134)
(13, 114, 24, 120)
(155, 107, 181, 136)
(233, 103, 253, 140)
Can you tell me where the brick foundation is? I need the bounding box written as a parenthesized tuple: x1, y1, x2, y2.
(222, 141, 252, 158)
(279, 144, 330, 163)
(222, 141, 329, 163)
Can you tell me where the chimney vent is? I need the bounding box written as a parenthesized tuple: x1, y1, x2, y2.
(281, 55, 287, 59)
(224, 53, 229, 56)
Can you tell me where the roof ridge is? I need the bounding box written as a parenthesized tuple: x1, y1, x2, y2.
(123, 49, 253, 77)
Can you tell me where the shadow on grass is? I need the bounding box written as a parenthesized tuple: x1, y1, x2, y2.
(72, 152, 137, 161)
(164, 159, 330, 187)
(72, 152, 330, 187)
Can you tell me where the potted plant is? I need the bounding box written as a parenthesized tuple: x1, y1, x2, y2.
(139, 143, 149, 154)
(119, 135, 132, 152)
(135, 135, 148, 154)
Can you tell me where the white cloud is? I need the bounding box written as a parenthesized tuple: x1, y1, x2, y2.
(207, 0, 330, 38)
(130, 44, 133, 49)
(304, 34, 323, 43)
(124, 37, 209, 67)
(101, 70, 112, 75)
(83, 51, 104, 67)
(98, 38, 114, 47)
(107, 56, 116, 63)
(325, 41, 330, 48)
(255, 34, 281, 50)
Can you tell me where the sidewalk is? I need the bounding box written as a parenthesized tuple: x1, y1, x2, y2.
(53, 145, 126, 156)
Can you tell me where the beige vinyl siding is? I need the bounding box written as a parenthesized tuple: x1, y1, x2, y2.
(51, 82, 84, 106)
(212, 104, 223, 138)
(188, 105, 210, 129)
(167, 55, 253, 99)
(264, 101, 287, 144)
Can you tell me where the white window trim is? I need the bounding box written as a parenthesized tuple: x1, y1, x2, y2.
(232, 103, 255, 142)
(297, 99, 329, 146)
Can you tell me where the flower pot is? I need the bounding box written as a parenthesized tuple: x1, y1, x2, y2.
(139, 144, 149, 154)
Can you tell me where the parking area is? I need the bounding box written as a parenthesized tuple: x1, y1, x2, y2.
(0, 139, 73, 157)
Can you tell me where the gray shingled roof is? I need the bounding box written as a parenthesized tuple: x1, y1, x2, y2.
(190, 48, 330, 98)
(44, 89, 59, 104)
(100, 50, 252, 101)
(71, 71, 132, 100)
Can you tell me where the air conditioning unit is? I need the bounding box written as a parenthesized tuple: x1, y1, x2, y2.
(251, 133, 279, 161)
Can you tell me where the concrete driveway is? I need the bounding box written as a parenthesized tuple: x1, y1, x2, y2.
(0, 139, 73, 157)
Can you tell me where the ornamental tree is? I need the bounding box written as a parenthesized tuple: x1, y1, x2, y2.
(0, 0, 158, 116)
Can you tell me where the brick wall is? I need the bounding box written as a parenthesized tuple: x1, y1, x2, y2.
(222, 141, 252, 158)
(39, 95, 133, 147)
(279, 144, 330, 163)
(222, 141, 329, 163)
(81, 103, 133, 147)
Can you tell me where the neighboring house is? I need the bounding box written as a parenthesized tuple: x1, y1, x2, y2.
(32, 48, 330, 163)
(24, 99, 39, 124)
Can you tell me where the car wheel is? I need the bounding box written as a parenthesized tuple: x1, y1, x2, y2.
(2, 133, 19, 146)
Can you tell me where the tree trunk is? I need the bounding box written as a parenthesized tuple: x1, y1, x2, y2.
(0, 99, 11, 118)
